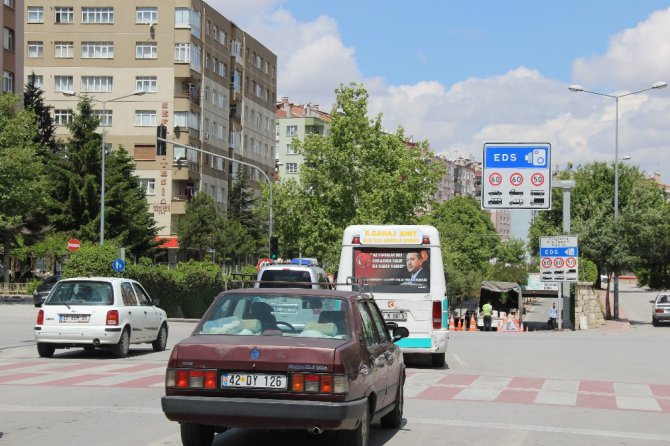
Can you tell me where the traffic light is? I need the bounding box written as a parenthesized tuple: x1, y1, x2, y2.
(156, 124, 167, 155)
(270, 236, 279, 260)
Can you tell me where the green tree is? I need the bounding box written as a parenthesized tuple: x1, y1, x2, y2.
(23, 72, 57, 156)
(422, 196, 500, 298)
(220, 219, 256, 265)
(178, 193, 225, 259)
(273, 83, 444, 268)
(0, 94, 46, 286)
(104, 146, 158, 257)
(228, 165, 257, 229)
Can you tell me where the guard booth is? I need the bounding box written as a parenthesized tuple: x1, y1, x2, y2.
(478, 281, 523, 330)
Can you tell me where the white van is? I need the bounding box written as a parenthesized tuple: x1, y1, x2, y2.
(256, 260, 332, 289)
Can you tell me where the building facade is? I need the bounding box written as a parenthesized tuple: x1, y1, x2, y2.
(275, 97, 330, 181)
(2, 0, 23, 94)
(24, 0, 277, 256)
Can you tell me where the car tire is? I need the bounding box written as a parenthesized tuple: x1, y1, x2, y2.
(152, 324, 168, 352)
(431, 353, 446, 368)
(112, 328, 130, 358)
(652, 317, 658, 327)
(83, 346, 95, 352)
(37, 343, 55, 358)
(339, 402, 370, 446)
(180, 423, 214, 446)
(380, 382, 403, 429)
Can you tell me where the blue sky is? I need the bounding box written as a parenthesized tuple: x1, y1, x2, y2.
(211, 0, 670, 239)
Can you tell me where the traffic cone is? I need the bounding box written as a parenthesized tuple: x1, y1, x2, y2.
(457, 318, 462, 331)
(469, 315, 477, 332)
(448, 314, 456, 331)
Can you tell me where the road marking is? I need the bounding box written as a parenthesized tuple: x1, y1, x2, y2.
(450, 353, 467, 367)
(410, 418, 670, 442)
(0, 403, 162, 414)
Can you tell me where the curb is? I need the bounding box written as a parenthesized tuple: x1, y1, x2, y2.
(0, 295, 32, 305)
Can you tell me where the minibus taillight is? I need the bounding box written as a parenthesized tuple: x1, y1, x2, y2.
(422, 236, 431, 244)
(432, 301, 442, 329)
(351, 236, 361, 244)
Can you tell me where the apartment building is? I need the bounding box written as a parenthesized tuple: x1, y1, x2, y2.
(24, 1, 277, 257)
(275, 97, 330, 181)
(2, 0, 22, 94)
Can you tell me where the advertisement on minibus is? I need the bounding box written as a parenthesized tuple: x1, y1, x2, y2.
(353, 247, 430, 293)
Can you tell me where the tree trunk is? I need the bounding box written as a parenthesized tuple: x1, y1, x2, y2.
(3, 234, 10, 291)
(605, 272, 612, 320)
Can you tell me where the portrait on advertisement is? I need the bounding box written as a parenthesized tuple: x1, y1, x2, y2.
(353, 248, 430, 293)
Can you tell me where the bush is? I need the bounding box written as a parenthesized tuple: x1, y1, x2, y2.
(62, 243, 121, 278)
(172, 260, 225, 318)
(125, 259, 179, 316)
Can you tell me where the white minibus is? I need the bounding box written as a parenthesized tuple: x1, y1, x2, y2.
(336, 225, 449, 367)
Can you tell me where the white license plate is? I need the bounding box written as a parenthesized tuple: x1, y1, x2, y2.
(221, 373, 287, 389)
(59, 314, 90, 323)
(382, 311, 407, 321)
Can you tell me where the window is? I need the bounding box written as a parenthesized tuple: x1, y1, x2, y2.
(3, 27, 14, 51)
(136, 76, 157, 93)
(55, 41, 74, 58)
(212, 24, 217, 40)
(81, 7, 114, 24)
(174, 43, 190, 62)
(120, 282, 137, 306)
(190, 10, 201, 38)
(285, 163, 298, 174)
(357, 302, 380, 347)
(136, 7, 157, 24)
(53, 109, 73, 126)
(27, 6, 43, 23)
(54, 76, 73, 92)
(138, 178, 155, 195)
(82, 42, 114, 58)
(94, 109, 112, 127)
(135, 42, 157, 59)
(173, 111, 188, 128)
(286, 125, 298, 136)
(135, 110, 156, 127)
(31, 75, 43, 89)
(219, 30, 227, 46)
(218, 62, 226, 78)
(3, 0, 14, 7)
(81, 76, 113, 92)
(2, 71, 13, 93)
(286, 144, 295, 155)
(27, 41, 43, 58)
(366, 302, 392, 343)
(174, 8, 190, 27)
(55, 7, 74, 23)
(190, 44, 201, 72)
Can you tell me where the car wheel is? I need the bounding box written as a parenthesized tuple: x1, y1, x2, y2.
(380, 382, 403, 429)
(112, 328, 130, 358)
(652, 317, 658, 327)
(339, 402, 370, 446)
(152, 324, 168, 352)
(37, 343, 55, 358)
(431, 353, 446, 368)
(180, 423, 214, 446)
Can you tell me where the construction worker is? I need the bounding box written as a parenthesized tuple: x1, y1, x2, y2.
(482, 300, 493, 331)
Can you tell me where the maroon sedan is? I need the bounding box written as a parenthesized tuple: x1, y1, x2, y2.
(161, 288, 409, 446)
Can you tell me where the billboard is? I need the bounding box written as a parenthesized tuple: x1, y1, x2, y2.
(353, 247, 430, 293)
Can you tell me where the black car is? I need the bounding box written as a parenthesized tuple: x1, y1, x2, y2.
(32, 275, 61, 307)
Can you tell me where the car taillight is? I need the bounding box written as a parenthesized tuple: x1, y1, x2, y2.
(432, 300, 442, 329)
(166, 368, 218, 389)
(36, 309, 44, 325)
(656, 308, 665, 313)
(291, 373, 347, 394)
(106, 310, 119, 326)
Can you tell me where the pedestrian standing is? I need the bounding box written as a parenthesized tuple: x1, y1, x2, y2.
(548, 303, 558, 330)
(482, 301, 493, 331)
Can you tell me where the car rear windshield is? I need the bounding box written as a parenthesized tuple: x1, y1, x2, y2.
(45, 281, 113, 306)
(198, 294, 351, 340)
(258, 269, 313, 288)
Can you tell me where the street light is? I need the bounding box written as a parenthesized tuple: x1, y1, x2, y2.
(62, 90, 146, 244)
(569, 81, 667, 319)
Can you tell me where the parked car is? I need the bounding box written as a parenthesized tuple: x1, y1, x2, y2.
(32, 274, 61, 307)
(34, 277, 168, 358)
(650, 292, 670, 326)
(161, 287, 409, 446)
(256, 260, 332, 289)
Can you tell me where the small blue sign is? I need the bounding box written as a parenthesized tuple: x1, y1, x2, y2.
(540, 247, 579, 257)
(112, 258, 126, 272)
(484, 144, 550, 169)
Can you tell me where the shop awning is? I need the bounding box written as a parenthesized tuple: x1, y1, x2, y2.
(155, 236, 179, 249)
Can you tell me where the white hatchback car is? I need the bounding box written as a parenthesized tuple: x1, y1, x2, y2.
(35, 277, 168, 358)
(651, 292, 670, 326)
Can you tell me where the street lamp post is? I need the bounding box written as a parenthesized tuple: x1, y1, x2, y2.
(63, 90, 146, 244)
(568, 81, 667, 319)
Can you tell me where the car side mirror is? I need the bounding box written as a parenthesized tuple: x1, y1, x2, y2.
(385, 321, 398, 331)
(650, 300, 655, 304)
(392, 326, 409, 343)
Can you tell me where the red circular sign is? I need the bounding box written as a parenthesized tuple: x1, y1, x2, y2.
(541, 258, 552, 268)
(510, 172, 523, 186)
(566, 257, 577, 268)
(67, 238, 81, 252)
(554, 258, 565, 268)
(488, 172, 503, 186)
(531, 172, 545, 186)
(256, 257, 273, 271)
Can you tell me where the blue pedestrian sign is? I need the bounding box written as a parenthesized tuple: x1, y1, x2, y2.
(481, 142, 552, 210)
(112, 258, 126, 272)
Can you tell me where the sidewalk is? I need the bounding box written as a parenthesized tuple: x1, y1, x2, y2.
(595, 288, 631, 332)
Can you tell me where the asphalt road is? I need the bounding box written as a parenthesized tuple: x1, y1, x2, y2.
(1, 283, 669, 446)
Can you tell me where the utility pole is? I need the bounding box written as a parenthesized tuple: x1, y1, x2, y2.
(554, 179, 575, 330)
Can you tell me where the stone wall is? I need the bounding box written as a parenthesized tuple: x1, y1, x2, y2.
(574, 282, 605, 329)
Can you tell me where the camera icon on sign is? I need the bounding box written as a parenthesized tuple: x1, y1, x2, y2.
(524, 148, 546, 166)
